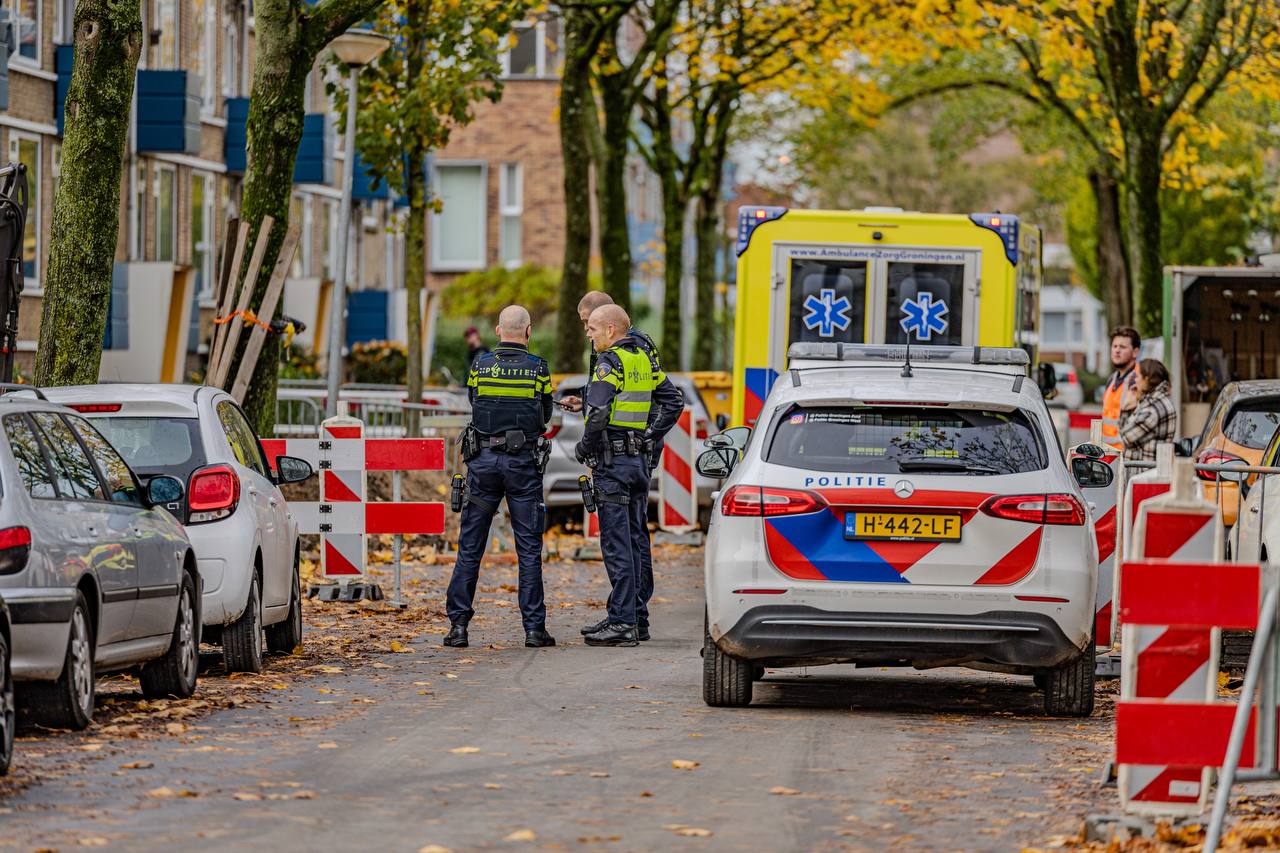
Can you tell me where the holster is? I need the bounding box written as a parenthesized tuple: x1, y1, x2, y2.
(460, 425, 480, 462)
(643, 436, 655, 471)
(504, 429, 527, 453)
(450, 474, 465, 512)
(535, 436, 551, 475)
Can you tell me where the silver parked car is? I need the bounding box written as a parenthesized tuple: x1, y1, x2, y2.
(0, 391, 198, 730)
(43, 385, 313, 675)
(0, 594, 12, 774)
(545, 374, 717, 512)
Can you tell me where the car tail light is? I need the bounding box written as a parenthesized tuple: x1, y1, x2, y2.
(696, 419, 708, 440)
(1068, 371, 1078, 384)
(543, 424, 561, 440)
(721, 486, 827, 517)
(0, 526, 31, 575)
(68, 403, 122, 413)
(1197, 449, 1244, 482)
(188, 464, 241, 524)
(980, 494, 1085, 526)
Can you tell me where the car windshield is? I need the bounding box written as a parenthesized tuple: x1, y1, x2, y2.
(87, 416, 207, 480)
(1223, 400, 1280, 450)
(765, 405, 1047, 475)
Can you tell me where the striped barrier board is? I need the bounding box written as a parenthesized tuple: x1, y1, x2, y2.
(1119, 459, 1224, 815)
(659, 407, 697, 533)
(1116, 561, 1263, 810)
(261, 418, 446, 584)
(1071, 436, 1121, 650)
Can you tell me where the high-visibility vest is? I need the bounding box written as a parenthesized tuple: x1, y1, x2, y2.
(1101, 368, 1134, 449)
(603, 344, 657, 430)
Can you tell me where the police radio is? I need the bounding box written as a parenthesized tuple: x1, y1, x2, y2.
(578, 475, 597, 514)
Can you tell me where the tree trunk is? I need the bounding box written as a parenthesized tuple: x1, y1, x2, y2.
(594, 64, 632, 314)
(650, 82, 685, 370)
(1090, 167, 1131, 331)
(404, 149, 427, 436)
(693, 190, 719, 370)
(34, 0, 142, 386)
(555, 10, 595, 373)
(229, 0, 381, 434)
(1125, 135, 1164, 338)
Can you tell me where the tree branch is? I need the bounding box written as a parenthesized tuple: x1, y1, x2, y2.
(306, 0, 384, 51)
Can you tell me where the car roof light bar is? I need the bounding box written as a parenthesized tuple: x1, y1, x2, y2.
(787, 343, 1030, 367)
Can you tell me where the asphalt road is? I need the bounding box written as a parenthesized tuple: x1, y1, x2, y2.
(1, 547, 1113, 852)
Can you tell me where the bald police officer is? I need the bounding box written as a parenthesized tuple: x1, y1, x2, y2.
(561, 291, 674, 641)
(576, 305, 683, 646)
(445, 305, 556, 649)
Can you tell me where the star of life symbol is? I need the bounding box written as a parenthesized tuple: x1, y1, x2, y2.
(899, 292, 949, 341)
(801, 289, 853, 338)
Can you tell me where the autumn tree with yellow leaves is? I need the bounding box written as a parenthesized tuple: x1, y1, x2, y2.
(883, 0, 1280, 333)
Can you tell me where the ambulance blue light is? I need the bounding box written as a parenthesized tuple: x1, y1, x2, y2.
(969, 212, 1020, 265)
(736, 206, 788, 256)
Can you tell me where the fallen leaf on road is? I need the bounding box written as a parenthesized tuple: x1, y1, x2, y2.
(119, 761, 153, 770)
(314, 666, 344, 674)
(78, 838, 109, 847)
(675, 828, 712, 837)
(671, 760, 699, 770)
(79, 744, 104, 752)
(450, 747, 481, 754)
(390, 640, 412, 653)
(372, 662, 393, 670)
(640, 791, 653, 797)
(146, 787, 197, 799)
(770, 787, 800, 796)
(317, 742, 339, 749)
(589, 772, 610, 778)
(504, 829, 536, 842)
(484, 783, 503, 790)
(418, 846, 453, 853)
(233, 792, 262, 801)
(165, 723, 188, 735)
(292, 791, 316, 800)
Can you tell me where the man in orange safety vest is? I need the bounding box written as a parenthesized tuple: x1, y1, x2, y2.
(1101, 326, 1140, 451)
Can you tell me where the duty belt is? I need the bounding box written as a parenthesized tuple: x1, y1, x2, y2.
(482, 433, 531, 451)
(608, 433, 644, 455)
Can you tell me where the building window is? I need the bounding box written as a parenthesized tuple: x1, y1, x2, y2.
(131, 160, 146, 259)
(502, 20, 561, 79)
(53, 0, 72, 43)
(320, 198, 336, 280)
(8, 133, 38, 283)
(193, 0, 217, 111)
(192, 172, 214, 297)
(51, 141, 61, 199)
(499, 163, 522, 269)
(152, 0, 178, 68)
(1041, 312, 1066, 344)
(222, 21, 238, 97)
(430, 163, 486, 272)
(8, 0, 39, 65)
(154, 165, 176, 262)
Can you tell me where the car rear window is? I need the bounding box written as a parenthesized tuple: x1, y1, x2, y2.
(766, 405, 1047, 475)
(88, 417, 207, 480)
(1223, 401, 1280, 450)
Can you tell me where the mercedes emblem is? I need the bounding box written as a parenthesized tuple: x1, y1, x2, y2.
(893, 480, 915, 499)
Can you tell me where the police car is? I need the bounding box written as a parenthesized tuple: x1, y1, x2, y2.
(697, 344, 1108, 716)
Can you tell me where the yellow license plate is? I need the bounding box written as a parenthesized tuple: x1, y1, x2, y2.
(846, 512, 962, 542)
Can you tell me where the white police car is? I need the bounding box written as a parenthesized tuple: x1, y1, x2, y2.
(697, 344, 1108, 716)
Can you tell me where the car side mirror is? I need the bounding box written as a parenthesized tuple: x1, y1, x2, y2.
(1175, 437, 1196, 458)
(696, 447, 737, 479)
(275, 455, 314, 485)
(147, 475, 185, 507)
(715, 413, 729, 431)
(1072, 443, 1107, 460)
(706, 425, 751, 450)
(1037, 362, 1058, 398)
(1071, 457, 1114, 489)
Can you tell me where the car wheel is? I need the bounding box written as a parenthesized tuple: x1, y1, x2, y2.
(1032, 673, 1048, 691)
(23, 591, 95, 730)
(1043, 645, 1095, 717)
(265, 557, 303, 655)
(139, 572, 199, 699)
(223, 574, 264, 674)
(0, 629, 14, 776)
(702, 611, 752, 707)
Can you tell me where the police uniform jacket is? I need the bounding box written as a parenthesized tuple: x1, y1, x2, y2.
(467, 342, 552, 439)
(578, 339, 684, 456)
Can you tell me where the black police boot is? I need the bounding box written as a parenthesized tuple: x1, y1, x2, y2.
(580, 617, 610, 636)
(443, 623, 469, 648)
(637, 622, 651, 642)
(525, 629, 556, 648)
(584, 622, 639, 647)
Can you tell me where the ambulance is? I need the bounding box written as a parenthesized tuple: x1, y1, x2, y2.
(729, 207, 1048, 427)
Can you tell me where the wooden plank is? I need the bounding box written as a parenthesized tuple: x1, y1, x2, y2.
(213, 217, 240, 308)
(212, 215, 274, 389)
(208, 219, 250, 381)
(231, 225, 301, 403)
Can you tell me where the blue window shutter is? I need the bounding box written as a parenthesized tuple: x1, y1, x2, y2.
(104, 263, 129, 350)
(0, 10, 12, 112)
(224, 97, 249, 174)
(345, 290, 388, 347)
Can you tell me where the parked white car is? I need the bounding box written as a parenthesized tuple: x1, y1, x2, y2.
(697, 344, 1104, 716)
(43, 385, 313, 673)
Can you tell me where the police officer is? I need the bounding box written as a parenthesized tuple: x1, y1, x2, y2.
(576, 305, 683, 646)
(561, 292, 675, 641)
(444, 305, 555, 649)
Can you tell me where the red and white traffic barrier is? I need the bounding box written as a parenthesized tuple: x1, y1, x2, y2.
(1116, 560, 1261, 817)
(659, 407, 697, 533)
(1068, 410, 1102, 449)
(1118, 443, 1176, 574)
(1119, 459, 1224, 815)
(1071, 424, 1121, 650)
(262, 416, 446, 585)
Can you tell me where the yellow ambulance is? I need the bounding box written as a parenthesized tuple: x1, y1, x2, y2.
(730, 207, 1045, 426)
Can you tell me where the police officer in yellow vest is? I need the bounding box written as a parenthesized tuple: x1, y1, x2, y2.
(576, 304, 684, 646)
(1101, 326, 1140, 452)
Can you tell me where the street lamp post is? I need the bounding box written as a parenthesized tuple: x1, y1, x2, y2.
(325, 28, 391, 417)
